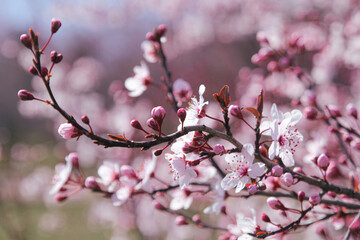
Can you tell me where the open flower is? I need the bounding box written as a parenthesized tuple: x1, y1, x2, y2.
(180, 84, 208, 128)
(124, 61, 152, 97)
(166, 153, 197, 189)
(141, 40, 159, 63)
(97, 161, 121, 192)
(135, 153, 157, 192)
(221, 144, 266, 193)
(262, 104, 303, 167)
(228, 209, 257, 240)
(173, 78, 193, 106)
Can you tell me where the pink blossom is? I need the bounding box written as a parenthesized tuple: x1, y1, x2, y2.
(97, 161, 121, 192)
(309, 194, 321, 206)
(135, 153, 157, 192)
(170, 189, 193, 210)
(221, 143, 266, 193)
(166, 153, 197, 189)
(173, 78, 193, 106)
(124, 61, 152, 97)
(58, 123, 81, 139)
(141, 40, 159, 63)
(181, 84, 208, 128)
(227, 209, 257, 240)
(280, 172, 294, 187)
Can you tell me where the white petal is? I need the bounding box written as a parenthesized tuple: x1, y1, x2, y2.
(259, 121, 271, 136)
(290, 109, 302, 125)
(199, 84, 206, 95)
(268, 141, 279, 160)
(221, 173, 239, 190)
(172, 158, 186, 175)
(279, 150, 295, 167)
(271, 103, 279, 120)
(235, 176, 249, 193)
(242, 143, 255, 163)
(248, 162, 266, 178)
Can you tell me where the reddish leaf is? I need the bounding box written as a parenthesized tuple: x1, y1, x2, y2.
(257, 90, 264, 116)
(243, 107, 260, 118)
(108, 134, 127, 142)
(213, 85, 230, 110)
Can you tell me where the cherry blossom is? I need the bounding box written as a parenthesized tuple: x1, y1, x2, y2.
(261, 103, 303, 167)
(172, 78, 193, 106)
(169, 189, 193, 210)
(227, 209, 257, 240)
(97, 161, 121, 192)
(203, 177, 225, 215)
(181, 84, 208, 128)
(58, 123, 82, 139)
(124, 61, 152, 97)
(141, 40, 159, 63)
(221, 144, 266, 193)
(111, 176, 138, 206)
(166, 153, 197, 189)
(135, 153, 157, 192)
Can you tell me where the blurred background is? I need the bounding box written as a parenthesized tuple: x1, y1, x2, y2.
(1, 0, 360, 239)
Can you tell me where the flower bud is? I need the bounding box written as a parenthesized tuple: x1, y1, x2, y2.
(147, 118, 159, 131)
(271, 165, 283, 177)
(50, 50, 63, 63)
(81, 115, 90, 124)
(152, 200, 166, 211)
(229, 105, 243, 119)
(157, 24, 167, 36)
(130, 120, 143, 130)
(55, 194, 68, 202)
(317, 153, 329, 170)
(20, 34, 32, 49)
(346, 103, 357, 119)
(309, 194, 321, 206)
(301, 90, 317, 106)
(151, 106, 166, 125)
(267, 61, 278, 72)
(175, 216, 188, 225)
(303, 106, 318, 120)
(177, 108, 187, 123)
(146, 32, 156, 41)
(267, 197, 286, 210)
(192, 214, 201, 224)
(327, 105, 342, 118)
(58, 123, 82, 139)
(85, 176, 101, 191)
(327, 191, 336, 198)
(121, 165, 137, 178)
(297, 191, 305, 202)
(257, 181, 267, 191)
(247, 184, 258, 194)
(256, 31, 269, 45)
(278, 57, 290, 69)
(352, 140, 360, 151)
(29, 66, 38, 75)
(66, 152, 79, 169)
(18, 89, 35, 101)
(41, 67, 48, 77)
(51, 18, 62, 34)
(280, 172, 294, 187)
(154, 149, 163, 156)
(261, 213, 271, 223)
(213, 144, 226, 155)
(251, 54, 261, 65)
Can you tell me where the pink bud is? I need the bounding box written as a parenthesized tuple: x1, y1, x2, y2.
(58, 123, 82, 139)
(85, 176, 101, 191)
(81, 115, 90, 124)
(327, 105, 342, 118)
(120, 165, 137, 178)
(146, 32, 156, 41)
(257, 181, 267, 191)
(267, 61, 278, 72)
(256, 31, 269, 44)
(50, 50, 63, 63)
(293, 167, 304, 175)
(346, 103, 357, 119)
(177, 108, 187, 123)
(152, 200, 166, 211)
(327, 191, 336, 198)
(147, 118, 159, 131)
(297, 191, 305, 202)
(41, 67, 48, 77)
(317, 153, 329, 169)
(271, 165, 283, 177)
(55, 194, 68, 202)
(151, 106, 166, 125)
(352, 140, 360, 151)
(18, 89, 35, 101)
(51, 18, 62, 34)
(303, 106, 318, 120)
(309, 194, 321, 206)
(20, 34, 32, 49)
(261, 213, 271, 223)
(131, 120, 143, 130)
(280, 172, 294, 187)
(157, 24, 167, 36)
(175, 216, 188, 225)
(251, 54, 262, 65)
(192, 214, 201, 224)
(301, 90, 317, 106)
(267, 197, 286, 210)
(154, 149, 163, 156)
(29, 66, 38, 75)
(278, 57, 290, 69)
(213, 144, 226, 155)
(229, 105, 243, 119)
(247, 184, 258, 194)
(66, 152, 79, 169)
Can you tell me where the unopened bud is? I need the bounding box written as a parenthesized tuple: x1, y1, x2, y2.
(152, 200, 166, 211)
(271, 165, 283, 177)
(309, 194, 321, 206)
(256, 31, 269, 45)
(175, 216, 188, 225)
(41, 67, 48, 77)
(131, 119, 143, 130)
(229, 105, 243, 119)
(85, 176, 101, 191)
(51, 18, 62, 34)
(29, 66, 38, 75)
(317, 153, 329, 170)
(192, 214, 201, 224)
(261, 213, 271, 223)
(297, 191, 305, 202)
(247, 184, 258, 194)
(352, 140, 360, 151)
(177, 108, 187, 123)
(267, 61, 278, 72)
(50, 50, 63, 63)
(327, 105, 342, 118)
(346, 103, 358, 119)
(81, 115, 90, 124)
(327, 191, 336, 198)
(151, 106, 166, 125)
(120, 165, 137, 178)
(303, 106, 318, 120)
(154, 149, 163, 156)
(18, 89, 35, 101)
(257, 181, 267, 191)
(157, 24, 167, 36)
(20, 34, 32, 49)
(147, 118, 159, 131)
(267, 197, 286, 210)
(278, 57, 290, 68)
(213, 144, 226, 155)
(55, 194, 68, 202)
(146, 32, 156, 41)
(66, 152, 79, 169)
(280, 172, 294, 187)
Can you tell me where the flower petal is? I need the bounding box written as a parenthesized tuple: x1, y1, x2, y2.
(221, 172, 239, 190)
(248, 162, 266, 178)
(235, 176, 249, 193)
(279, 150, 295, 167)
